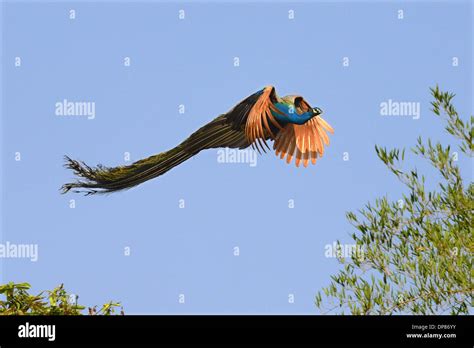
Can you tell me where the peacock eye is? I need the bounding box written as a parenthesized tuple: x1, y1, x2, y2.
(312, 107, 323, 116)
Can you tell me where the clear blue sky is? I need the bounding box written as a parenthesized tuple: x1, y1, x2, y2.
(1, 0, 472, 314)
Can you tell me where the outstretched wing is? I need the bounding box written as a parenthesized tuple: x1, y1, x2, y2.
(273, 115, 334, 167)
(224, 85, 285, 153)
(243, 86, 284, 152)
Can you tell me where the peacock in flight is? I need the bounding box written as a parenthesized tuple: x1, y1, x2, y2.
(61, 86, 334, 195)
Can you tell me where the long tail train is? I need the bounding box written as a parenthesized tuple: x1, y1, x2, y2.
(61, 115, 248, 195)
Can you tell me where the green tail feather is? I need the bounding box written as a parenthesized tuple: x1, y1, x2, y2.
(61, 115, 249, 195)
(61, 145, 193, 195)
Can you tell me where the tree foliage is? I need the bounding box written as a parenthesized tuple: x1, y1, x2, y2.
(315, 86, 473, 314)
(0, 282, 123, 315)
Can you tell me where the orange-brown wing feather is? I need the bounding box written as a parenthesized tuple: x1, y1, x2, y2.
(245, 86, 283, 152)
(273, 115, 334, 167)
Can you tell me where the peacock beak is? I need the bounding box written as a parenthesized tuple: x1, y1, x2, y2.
(312, 107, 323, 116)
